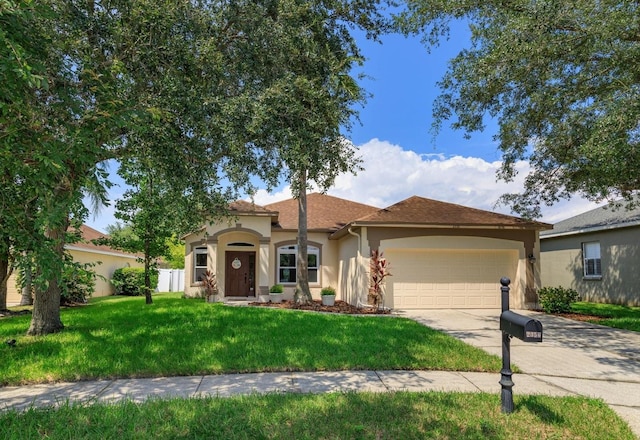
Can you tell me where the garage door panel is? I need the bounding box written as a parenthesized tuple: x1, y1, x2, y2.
(388, 249, 517, 309)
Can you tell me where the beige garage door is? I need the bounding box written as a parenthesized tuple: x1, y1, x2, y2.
(387, 249, 517, 309)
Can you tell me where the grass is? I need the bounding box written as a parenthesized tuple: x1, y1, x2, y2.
(0, 293, 502, 386)
(2, 295, 635, 438)
(571, 302, 640, 332)
(0, 392, 634, 439)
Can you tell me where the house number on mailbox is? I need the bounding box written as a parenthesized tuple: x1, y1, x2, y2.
(231, 258, 242, 269)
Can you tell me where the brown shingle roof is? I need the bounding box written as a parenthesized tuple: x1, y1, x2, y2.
(67, 225, 139, 257)
(352, 196, 551, 229)
(229, 200, 277, 215)
(265, 193, 379, 231)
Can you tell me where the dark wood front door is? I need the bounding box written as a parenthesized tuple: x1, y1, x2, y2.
(225, 251, 255, 296)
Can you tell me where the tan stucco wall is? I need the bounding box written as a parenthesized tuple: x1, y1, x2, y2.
(541, 227, 640, 306)
(270, 231, 339, 301)
(6, 249, 142, 306)
(7, 272, 20, 306)
(184, 229, 208, 298)
(362, 227, 541, 309)
(337, 233, 367, 306)
(208, 216, 273, 238)
(183, 216, 544, 309)
(183, 222, 342, 301)
(184, 216, 274, 298)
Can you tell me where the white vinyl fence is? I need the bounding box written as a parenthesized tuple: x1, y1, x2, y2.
(157, 269, 185, 293)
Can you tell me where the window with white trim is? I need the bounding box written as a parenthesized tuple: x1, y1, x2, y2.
(194, 246, 208, 283)
(277, 245, 319, 284)
(583, 241, 602, 277)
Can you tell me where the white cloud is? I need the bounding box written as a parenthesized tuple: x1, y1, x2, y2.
(87, 138, 604, 232)
(250, 187, 294, 205)
(253, 138, 604, 223)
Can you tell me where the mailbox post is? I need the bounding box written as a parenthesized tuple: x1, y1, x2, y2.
(499, 277, 543, 414)
(499, 277, 515, 413)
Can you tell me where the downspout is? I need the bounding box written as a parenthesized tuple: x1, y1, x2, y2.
(347, 227, 363, 306)
(347, 226, 371, 307)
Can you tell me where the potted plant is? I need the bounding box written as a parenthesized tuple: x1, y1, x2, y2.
(269, 284, 284, 303)
(201, 270, 219, 303)
(320, 286, 336, 306)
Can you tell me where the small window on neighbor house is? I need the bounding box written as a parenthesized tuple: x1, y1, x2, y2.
(277, 245, 319, 284)
(194, 247, 208, 283)
(583, 242, 602, 277)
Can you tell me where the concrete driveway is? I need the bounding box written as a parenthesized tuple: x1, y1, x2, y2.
(399, 308, 640, 437)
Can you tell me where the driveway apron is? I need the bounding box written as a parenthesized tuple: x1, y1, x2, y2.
(399, 309, 640, 437)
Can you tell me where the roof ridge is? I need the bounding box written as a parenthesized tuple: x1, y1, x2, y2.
(353, 195, 547, 226)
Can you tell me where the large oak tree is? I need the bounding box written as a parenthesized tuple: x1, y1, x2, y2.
(401, 0, 640, 218)
(2, 0, 390, 332)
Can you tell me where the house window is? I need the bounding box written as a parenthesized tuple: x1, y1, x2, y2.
(194, 246, 208, 283)
(583, 242, 602, 277)
(277, 245, 319, 284)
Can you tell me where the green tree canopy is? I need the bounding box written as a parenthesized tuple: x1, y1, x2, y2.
(2, 0, 391, 332)
(244, 0, 389, 303)
(400, 0, 640, 217)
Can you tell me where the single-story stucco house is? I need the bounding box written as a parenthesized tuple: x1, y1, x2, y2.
(7, 224, 143, 306)
(184, 193, 550, 309)
(540, 204, 640, 306)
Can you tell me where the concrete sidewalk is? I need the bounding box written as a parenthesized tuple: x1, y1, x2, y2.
(1, 368, 638, 437)
(400, 309, 640, 438)
(0, 369, 595, 410)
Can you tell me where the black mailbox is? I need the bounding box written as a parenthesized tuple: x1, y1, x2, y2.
(500, 310, 543, 342)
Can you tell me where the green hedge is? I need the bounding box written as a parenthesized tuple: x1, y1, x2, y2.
(112, 267, 158, 296)
(60, 260, 97, 304)
(538, 286, 580, 314)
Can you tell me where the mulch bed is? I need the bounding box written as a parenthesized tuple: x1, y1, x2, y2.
(248, 299, 391, 315)
(556, 313, 605, 322)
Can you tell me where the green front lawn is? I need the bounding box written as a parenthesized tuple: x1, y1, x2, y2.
(1, 392, 634, 440)
(1, 293, 502, 386)
(571, 302, 640, 332)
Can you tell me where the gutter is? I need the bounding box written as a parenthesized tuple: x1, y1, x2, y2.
(66, 245, 140, 260)
(541, 219, 640, 239)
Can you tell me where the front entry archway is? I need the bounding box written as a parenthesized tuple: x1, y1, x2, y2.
(225, 251, 255, 296)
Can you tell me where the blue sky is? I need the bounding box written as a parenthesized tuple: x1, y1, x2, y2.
(85, 24, 602, 233)
(349, 25, 501, 160)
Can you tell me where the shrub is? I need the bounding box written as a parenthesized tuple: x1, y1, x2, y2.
(269, 284, 284, 293)
(112, 267, 158, 296)
(200, 270, 218, 298)
(60, 260, 100, 305)
(320, 286, 336, 296)
(538, 286, 580, 314)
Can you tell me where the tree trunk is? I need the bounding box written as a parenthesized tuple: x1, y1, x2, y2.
(20, 257, 33, 306)
(144, 251, 153, 305)
(143, 176, 153, 305)
(0, 265, 8, 312)
(0, 236, 11, 310)
(27, 223, 66, 335)
(295, 171, 312, 304)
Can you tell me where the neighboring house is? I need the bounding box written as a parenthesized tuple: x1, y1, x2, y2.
(7, 225, 143, 306)
(184, 193, 550, 309)
(540, 204, 640, 306)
